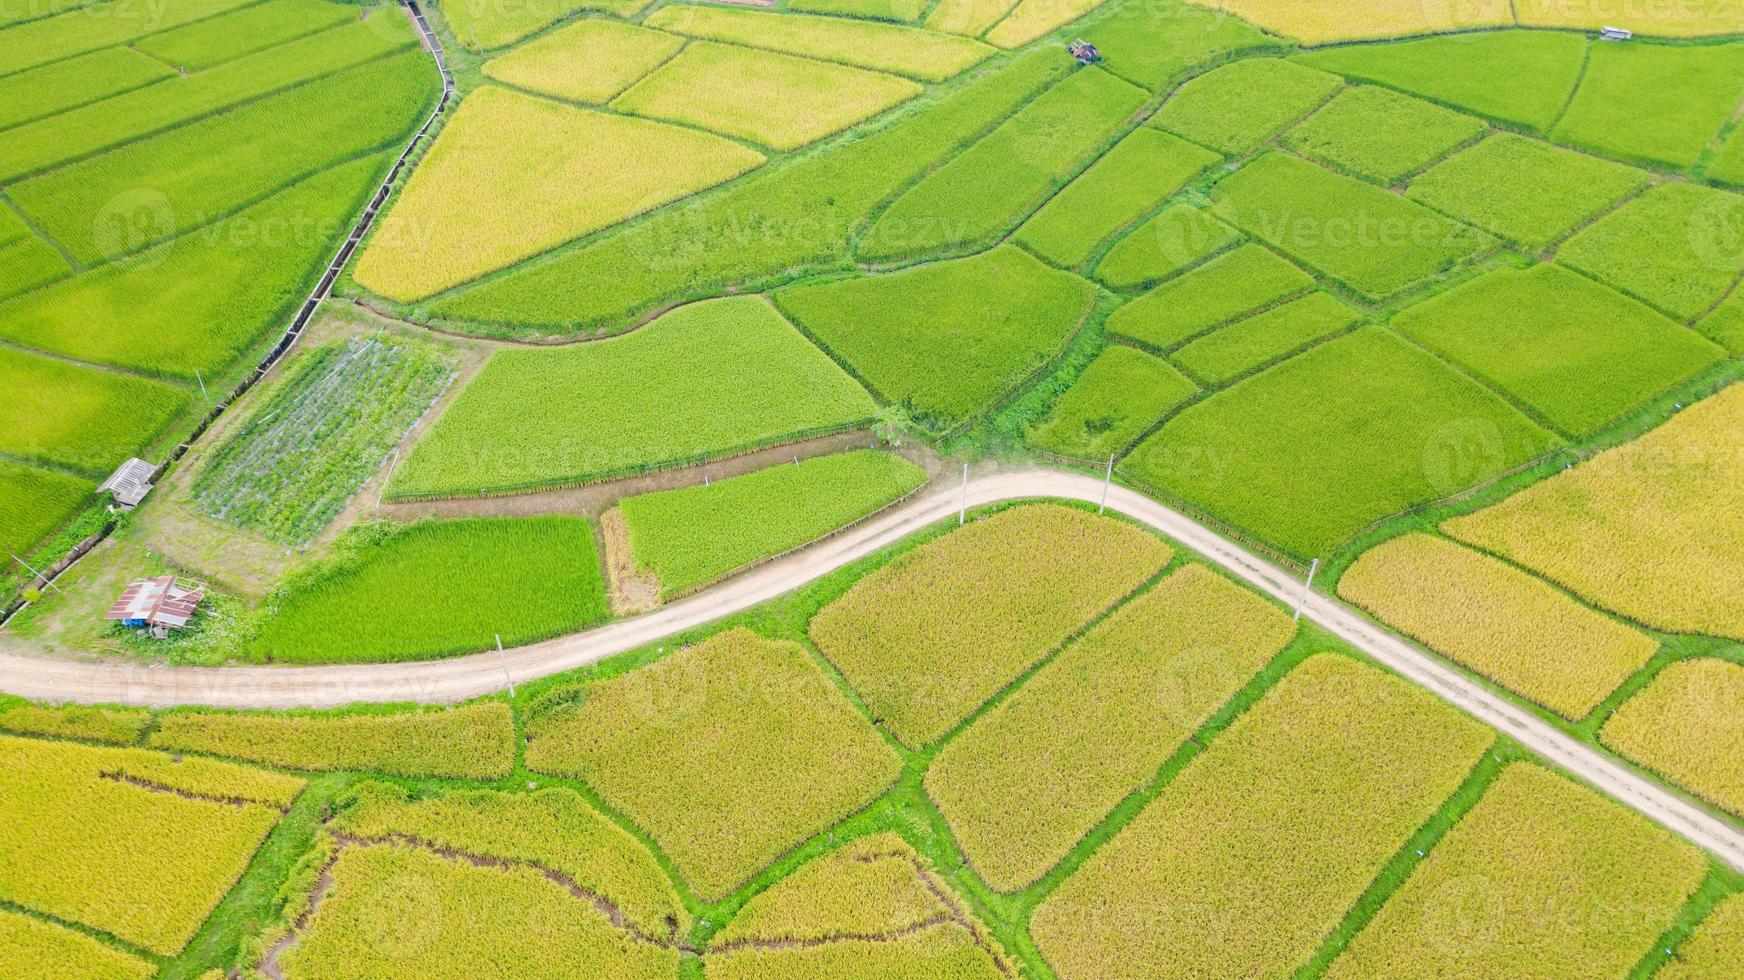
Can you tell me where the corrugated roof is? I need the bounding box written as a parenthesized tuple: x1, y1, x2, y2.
(98, 458, 156, 507)
(106, 575, 203, 628)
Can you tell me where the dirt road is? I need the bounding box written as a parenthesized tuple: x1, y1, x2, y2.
(2, 469, 1739, 870)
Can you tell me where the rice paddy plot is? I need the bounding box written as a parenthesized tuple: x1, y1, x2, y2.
(391, 297, 875, 496)
(1711, 124, 1744, 187)
(1104, 243, 1314, 350)
(1517, 0, 1744, 38)
(927, 564, 1295, 891)
(1125, 328, 1553, 559)
(480, 19, 683, 104)
(525, 628, 903, 900)
(1213, 151, 1494, 301)
(643, 5, 993, 81)
(1075, 0, 1276, 92)
(1015, 128, 1222, 269)
(1030, 653, 1492, 978)
(618, 450, 926, 599)
(925, 0, 1016, 35)
(248, 517, 609, 664)
(0, 733, 301, 956)
(1150, 58, 1343, 156)
(1200, 0, 1511, 44)
(10, 52, 436, 265)
(1171, 290, 1359, 385)
(0, 208, 27, 246)
(775, 246, 1093, 431)
(1326, 763, 1705, 978)
(1294, 30, 1588, 133)
(355, 85, 765, 302)
(1698, 288, 1744, 354)
(0, 0, 256, 73)
(131, 0, 356, 71)
(149, 701, 516, 779)
(983, 0, 1104, 48)
(0, 236, 69, 301)
(1444, 384, 1744, 641)
(192, 335, 455, 545)
(0, 908, 153, 979)
(1405, 133, 1650, 251)
(0, 48, 174, 131)
(857, 67, 1148, 261)
(1285, 85, 1487, 186)
(612, 42, 922, 152)
(0, 701, 150, 745)
(1093, 204, 1239, 290)
(1602, 658, 1744, 819)
(809, 504, 1171, 747)
(0, 460, 94, 562)
(1339, 533, 1658, 720)
(793, 0, 929, 20)
(441, 0, 649, 51)
(1393, 264, 1726, 437)
(1661, 894, 1744, 979)
(1027, 344, 1197, 460)
(0, 153, 388, 379)
(1552, 40, 1744, 169)
(0, 345, 189, 474)
(1559, 183, 1744, 321)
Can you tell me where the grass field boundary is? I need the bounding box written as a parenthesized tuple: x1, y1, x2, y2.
(1629, 862, 1744, 979)
(0, 896, 165, 969)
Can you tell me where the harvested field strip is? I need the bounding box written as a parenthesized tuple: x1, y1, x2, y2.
(1030, 653, 1493, 978)
(0, 459, 93, 560)
(0, 0, 256, 73)
(619, 450, 926, 599)
(1339, 533, 1658, 720)
(0, 48, 174, 132)
(1151, 58, 1343, 156)
(355, 85, 765, 302)
(1601, 658, 1744, 820)
(857, 66, 1149, 262)
(390, 297, 876, 497)
(132, 0, 356, 72)
(0, 908, 154, 979)
(11, 52, 437, 265)
(192, 335, 455, 545)
(0, 344, 190, 474)
(148, 701, 516, 780)
(1326, 763, 1706, 977)
(481, 19, 683, 104)
(0, 11, 418, 183)
(809, 503, 1171, 747)
(525, 628, 904, 900)
(1104, 243, 1315, 351)
(643, 5, 993, 82)
(1027, 344, 1196, 460)
(1444, 383, 1744, 641)
(926, 564, 1296, 891)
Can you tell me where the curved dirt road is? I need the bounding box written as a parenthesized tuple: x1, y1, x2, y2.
(3, 469, 1741, 870)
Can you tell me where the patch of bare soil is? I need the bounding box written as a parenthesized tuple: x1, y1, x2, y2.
(601, 508, 661, 617)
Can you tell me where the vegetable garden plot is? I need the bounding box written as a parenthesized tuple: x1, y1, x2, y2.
(441, 0, 648, 51)
(857, 67, 1148, 261)
(1327, 763, 1705, 978)
(1559, 183, 1744, 322)
(1027, 344, 1197, 460)
(0, 10, 418, 183)
(1405, 133, 1649, 251)
(809, 503, 1170, 747)
(1602, 658, 1744, 819)
(392, 297, 875, 496)
(1339, 534, 1657, 720)
(192, 336, 454, 545)
(774, 245, 1095, 431)
(0, 236, 69, 300)
(1284, 85, 1487, 186)
(11, 51, 437, 265)
(1125, 328, 1552, 559)
(0, 908, 152, 979)
(1030, 653, 1492, 979)
(1104, 243, 1314, 350)
(481, 19, 683, 104)
(355, 85, 765, 303)
(643, 5, 992, 82)
(0, 702, 150, 745)
(0, 345, 189, 473)
(0, 0, 256, 73)
(1212, 152, 1494, 301)
(525, 628, 903, 900)
(1392, 264, 1726, 437)
(1093, 203, 1239, 290)
(0, 153, 387, 378)
(1171, 289, 1359, 384)
(1552, 40, 1744, 170)
(1203, 0, 1510, 44)
(1444, 384, 1744, 641)
(248, 517, 610, 664)
(0, 48, 173, 131)
(431, 49, 1068, 333)
(1294, 30, 1588, 133)
(0, 461, 93, 566)
(0, 733, 302, 956)
(1517, 0, 1744, 35)
(927, 564, 1295, 891)
(1661, 894, 1744, 979)
(1150, 57, 1343, 157)
(1015, 127, 1222, 268)
(611, 42, 922, 152)
(706, 834, 1011, 978)
(618, 450, 926, 599)
(132, 0, 356, 71)
(150, 701, 516, 779)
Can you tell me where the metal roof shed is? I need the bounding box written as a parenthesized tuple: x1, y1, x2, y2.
(98, 458, 157, 508)
(106, 575, 204, 631)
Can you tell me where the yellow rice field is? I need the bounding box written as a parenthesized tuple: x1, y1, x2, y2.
(1601, 657, 1744, 819)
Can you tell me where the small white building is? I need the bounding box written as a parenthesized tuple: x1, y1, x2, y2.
(98, 458, 156, 508)
(1601, 26, 1634, 40)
